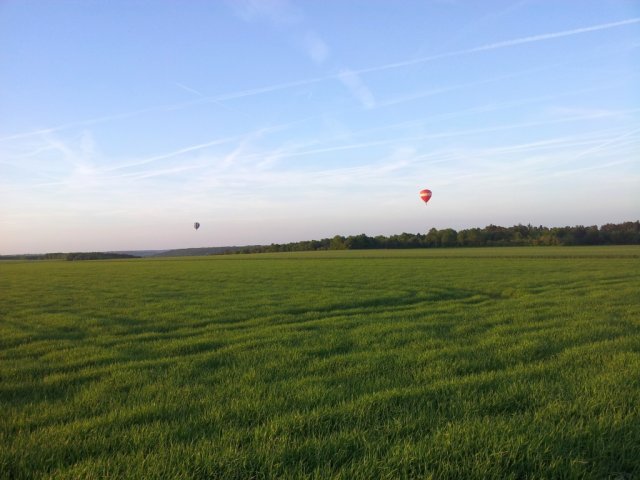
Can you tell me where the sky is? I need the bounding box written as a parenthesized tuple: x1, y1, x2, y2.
(1, 1, 639, 254)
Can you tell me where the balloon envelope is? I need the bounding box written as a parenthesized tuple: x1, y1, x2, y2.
(194, 222, 200, 230)
(419, 189, 432, 204)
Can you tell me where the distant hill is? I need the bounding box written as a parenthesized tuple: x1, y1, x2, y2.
(152, 246, 259, 257)
(0, 252, 140, 261)
(0, 247, 253, 260)
(109, 250, 168, 257)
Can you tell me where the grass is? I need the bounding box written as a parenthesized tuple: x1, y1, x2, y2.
(1, 246, 639, 479)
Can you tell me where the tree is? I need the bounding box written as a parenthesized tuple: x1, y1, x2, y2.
(329, 235, 346, 250)
(439, 229, 458, 247)
(425, 228, 440, 247)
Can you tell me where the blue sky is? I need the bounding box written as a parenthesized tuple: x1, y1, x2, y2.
(1, 1, 639, 254)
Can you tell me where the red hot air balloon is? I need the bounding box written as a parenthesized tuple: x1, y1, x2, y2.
(419, 189, 432, 205)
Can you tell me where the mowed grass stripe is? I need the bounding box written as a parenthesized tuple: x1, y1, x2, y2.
(1, 247, 639, 479)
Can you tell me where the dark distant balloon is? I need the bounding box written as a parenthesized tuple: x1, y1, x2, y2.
(194, 222, 200, 230)
(419, 189, 432, 205)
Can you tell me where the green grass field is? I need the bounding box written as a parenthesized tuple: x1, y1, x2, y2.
(1, 247, 639, 479)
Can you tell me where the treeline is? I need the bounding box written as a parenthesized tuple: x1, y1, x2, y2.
(233, 221, 640, 254)
(154, 246, 253, 257)
(0, 252, 139, 261)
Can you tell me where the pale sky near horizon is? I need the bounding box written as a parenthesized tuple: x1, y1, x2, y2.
(1, 1, 639, 254)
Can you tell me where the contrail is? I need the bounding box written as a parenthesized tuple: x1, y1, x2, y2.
(0, 107, 168, 142)
(105, 123, 292, 171)
(175, 82, 206, 97)
(0, 78, 324, 143)
(354, 17, 640, 76)
(256, 110, 639, 163)
(464, 18, 640, 55)
(559, 124, 640, 164)
(2, 17, 638, 143)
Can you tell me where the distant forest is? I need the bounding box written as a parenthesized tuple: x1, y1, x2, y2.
(2, 222, 638, 260)
(234, 221, 640, 254)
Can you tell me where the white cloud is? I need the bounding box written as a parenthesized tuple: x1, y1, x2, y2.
(303, 31, 330, 64)
(338, 69, 376, 109)
(230, 0, 301, 25)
